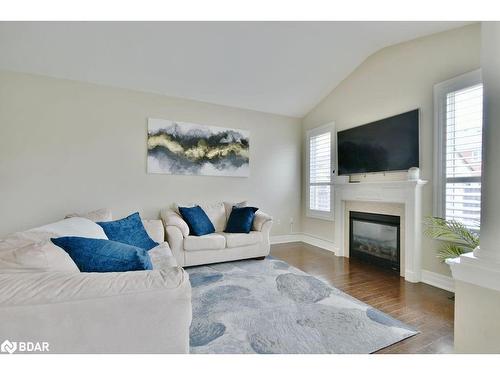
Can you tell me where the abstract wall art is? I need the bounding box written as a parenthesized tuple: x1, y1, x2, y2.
(147, 118, 250, 177)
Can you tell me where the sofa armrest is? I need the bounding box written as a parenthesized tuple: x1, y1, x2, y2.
(0, 269, 192, 353)
(142, 219, 165, 243)
(149, 242, 179, 269)
(0, 268, 188, 307)
(160, 209, 189, 237)
(253, 211, 273, 231)
(165, 226, 186, 267)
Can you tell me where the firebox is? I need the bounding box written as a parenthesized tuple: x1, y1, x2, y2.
(349, 211, 400, 272)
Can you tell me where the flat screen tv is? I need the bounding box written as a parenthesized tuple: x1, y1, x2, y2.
(337, 109, 419, 175)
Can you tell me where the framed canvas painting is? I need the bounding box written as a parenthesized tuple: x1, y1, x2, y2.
(147, 118, 250, 177)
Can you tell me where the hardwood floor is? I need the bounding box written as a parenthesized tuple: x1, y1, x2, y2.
(271, 242, 455, 354)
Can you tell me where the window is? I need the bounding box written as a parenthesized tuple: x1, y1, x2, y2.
(306, 123, 335, 220)
(434, 70, 483, 230)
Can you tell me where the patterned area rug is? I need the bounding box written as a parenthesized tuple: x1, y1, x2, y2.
(186, 257, 418, 353)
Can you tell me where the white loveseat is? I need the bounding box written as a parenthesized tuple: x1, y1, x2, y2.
(0, 214, 192, 353)
(161, 202, 273, 267)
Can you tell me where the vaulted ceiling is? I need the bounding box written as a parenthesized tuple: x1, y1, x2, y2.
(0, 21, 471, 117)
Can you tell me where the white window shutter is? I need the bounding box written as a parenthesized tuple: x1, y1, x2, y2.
(444, 83, 483, 230)
(307, 124, 334, 219)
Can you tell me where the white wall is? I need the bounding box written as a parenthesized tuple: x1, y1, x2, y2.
(0, 71, 302, 237)
(452, 22, 500, 354)
(301, 24, 481, 276)
(454, 280, 500, 353)
(477, 22, 500, 259)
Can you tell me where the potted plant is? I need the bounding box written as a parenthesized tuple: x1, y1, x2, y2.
(423, 217, 479, 262)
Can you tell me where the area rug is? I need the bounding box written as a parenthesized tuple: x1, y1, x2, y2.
(186, 257, 418, 353)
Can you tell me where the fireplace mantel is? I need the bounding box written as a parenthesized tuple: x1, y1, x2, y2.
(333, 179, 428, 282)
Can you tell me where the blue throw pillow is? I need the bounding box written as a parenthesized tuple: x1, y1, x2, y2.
(178, 205, 215, 236)
(97, 212, 158, 250)
(225, 206, 259, 233)
(51, 237, 153, 273)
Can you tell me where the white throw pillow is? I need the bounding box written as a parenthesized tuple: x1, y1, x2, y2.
(0, 231, 79, 273)
(65, 208, 113, 222)
(0, 217, 109, 274)
(29, 217, 108, 239)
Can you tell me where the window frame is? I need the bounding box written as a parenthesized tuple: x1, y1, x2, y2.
(306, 122, 335, 221)
(433, 69, 483, 224)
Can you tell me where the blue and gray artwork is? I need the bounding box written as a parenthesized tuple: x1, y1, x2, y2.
(147, 118, 249, 177)
(186, 258, 418, 354)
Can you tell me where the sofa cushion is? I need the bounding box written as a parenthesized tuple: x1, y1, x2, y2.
(174, 202, 226, 232)
(97, 212, 158, 250)
(65, 208, 113, 222)
(200, 203, 227, 232)
(225, 206, 259, 233)
(223, 231, 263, 248)
(184, 233, 226, 252)
(142, 219, 165, 243)
(51, 237, 153, 273)
(178, 206, 215, 236)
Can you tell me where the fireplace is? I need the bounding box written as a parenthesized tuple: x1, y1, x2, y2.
(349, 211, 400, 272)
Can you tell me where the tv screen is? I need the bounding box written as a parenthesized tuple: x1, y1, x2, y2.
(337, 109, 419, 175)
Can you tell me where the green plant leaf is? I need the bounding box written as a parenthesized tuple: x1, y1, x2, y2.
(436, 243, 470, 263)
(423, 216, 479, 262)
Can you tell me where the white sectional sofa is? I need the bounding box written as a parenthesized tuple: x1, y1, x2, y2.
(161, 202, 273, 267)
(0, 214, 192, 353)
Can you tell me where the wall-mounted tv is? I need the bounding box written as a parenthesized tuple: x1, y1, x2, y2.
(337, 109, 419, 175)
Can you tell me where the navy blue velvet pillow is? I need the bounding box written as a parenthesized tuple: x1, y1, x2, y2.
(51, 237, 153, 273)
(225, 206, 259, 233)
(178, 205, 215, 236)
(97, 212, 158, 250)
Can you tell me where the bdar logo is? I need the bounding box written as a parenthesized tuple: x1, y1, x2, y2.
(0, 339, 49, 354)
(1, 340, 17, 354)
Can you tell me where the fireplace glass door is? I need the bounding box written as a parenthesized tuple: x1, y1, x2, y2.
(349, 211, 400, 271)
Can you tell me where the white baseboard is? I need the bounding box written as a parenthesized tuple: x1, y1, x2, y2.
(270, 234, 302, 244)
(421, 270, 455, 293)
(270, 233, 337, 254)
(301, 234, 337, 253)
